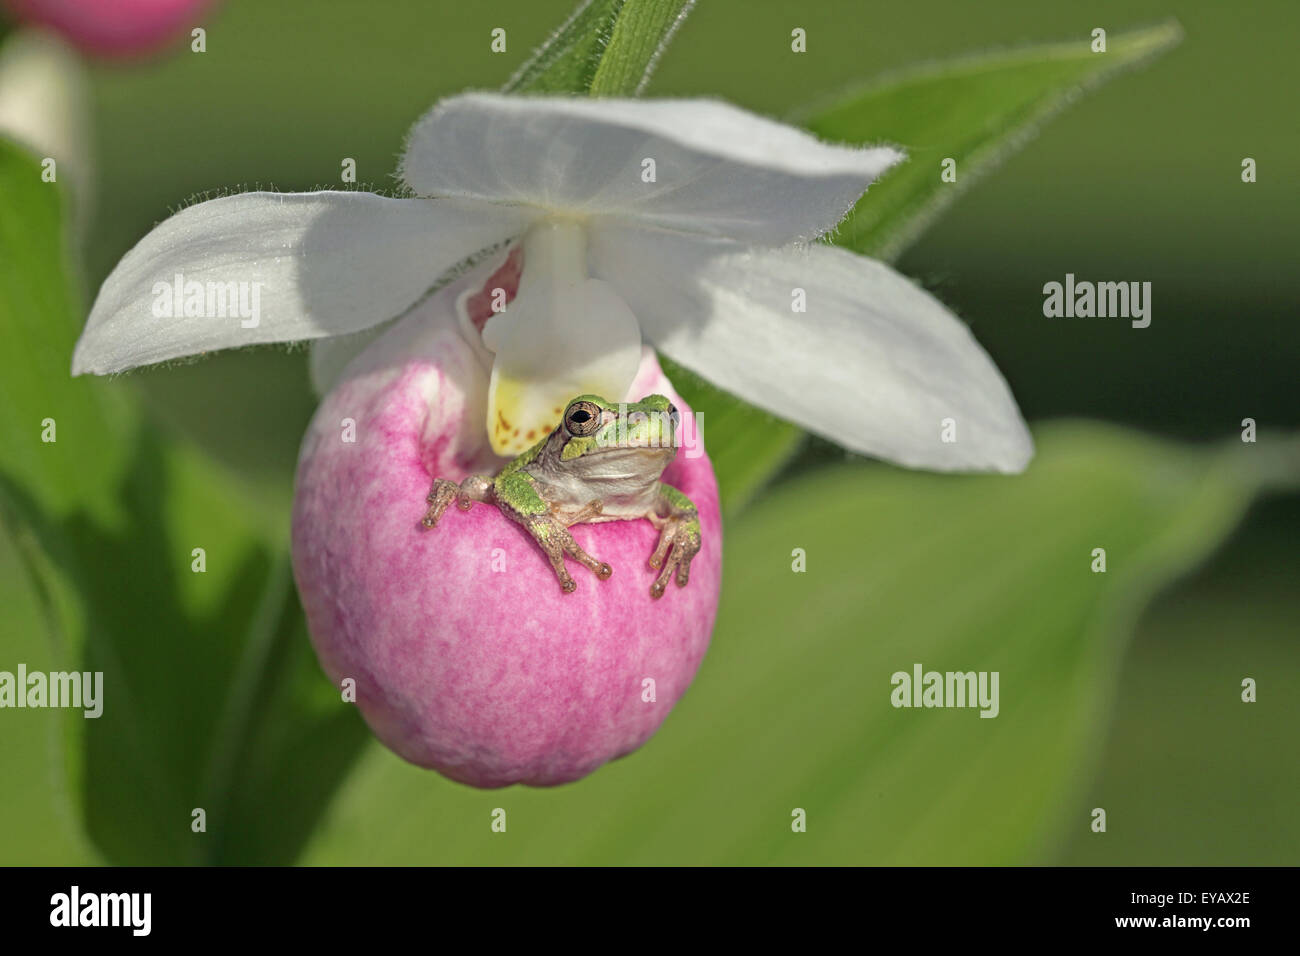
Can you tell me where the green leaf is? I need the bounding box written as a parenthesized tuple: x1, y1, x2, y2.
(0, 137, 133, 523)
(504, 0, 695, 96)
(78, 437, 371, 864)
(800, 22, 1183, 261)
(0, 136, 124, 864)
(299, 422, 1267, 864)
(0, 137, 368, 864)
(0, 525, 98, 864)
(2, 417, 371, 865)
(1063, 533, 1300, 865)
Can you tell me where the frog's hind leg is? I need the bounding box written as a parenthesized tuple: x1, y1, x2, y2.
(421, 475, 494, 529)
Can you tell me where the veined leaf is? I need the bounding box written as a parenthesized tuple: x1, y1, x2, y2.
(800, 22, 1183, 261)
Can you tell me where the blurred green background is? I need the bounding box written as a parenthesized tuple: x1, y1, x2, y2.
(1, 0, 1296, 864)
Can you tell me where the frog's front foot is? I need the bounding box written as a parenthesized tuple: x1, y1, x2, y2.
(523, 513, 613, 593)
(647, 515, 701, 599)
(421, 475, 493, 529)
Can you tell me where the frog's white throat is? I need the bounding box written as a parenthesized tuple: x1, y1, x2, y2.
(533, 445, 675, 522)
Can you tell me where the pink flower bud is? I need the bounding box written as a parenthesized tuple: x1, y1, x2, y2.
(291, 296, 722, 788)
(2, 0, 215, 58)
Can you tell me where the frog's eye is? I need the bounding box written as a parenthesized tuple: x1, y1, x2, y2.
(564, 400, 602, 437)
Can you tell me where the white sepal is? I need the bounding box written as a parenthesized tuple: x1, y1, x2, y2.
(589, 223, 1033, 473)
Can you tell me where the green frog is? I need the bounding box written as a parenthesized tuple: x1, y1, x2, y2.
(422, 394, 701, 598)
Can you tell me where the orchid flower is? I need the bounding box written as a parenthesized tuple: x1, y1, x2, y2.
(73, 92, 1032, 471)
(70, 93, 1032, 788)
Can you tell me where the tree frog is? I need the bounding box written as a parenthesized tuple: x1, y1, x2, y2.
(421, 394, 701, 598)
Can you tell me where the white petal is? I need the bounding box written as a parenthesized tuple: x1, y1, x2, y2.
(73, 191, 537, 375)
(400, 93, 902, 244)
(589, 225, 1033, 473)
